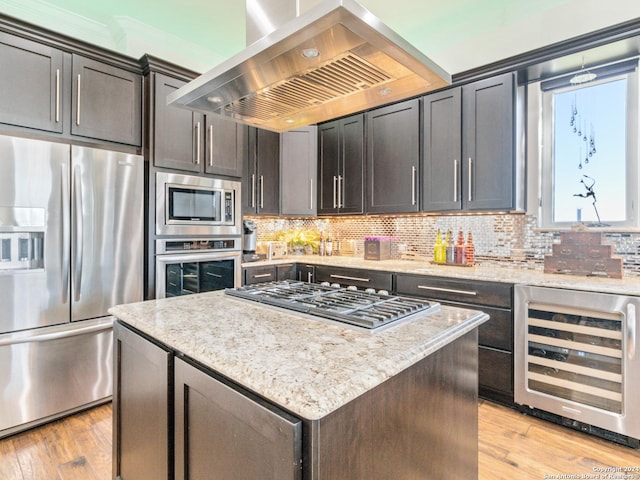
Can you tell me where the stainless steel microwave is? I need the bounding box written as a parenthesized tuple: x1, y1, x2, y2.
(156, 172, 241, 236)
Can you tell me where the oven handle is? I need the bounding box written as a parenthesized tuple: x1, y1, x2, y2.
(156, 251, 242, 264)
(628, 303, 636, 360)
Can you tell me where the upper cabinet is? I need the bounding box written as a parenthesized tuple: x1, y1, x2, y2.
(0, 32, 142, 146)
(0, 32, 64, 133)
(280, 126, 317, 216)
(422, 72, 515, 212)
(243, 127, 279, 216)
(318, 114, 364, 215)
(153, 73, 243, 176)
(366, 99, 420, 214)
(71, 55, 141, 146)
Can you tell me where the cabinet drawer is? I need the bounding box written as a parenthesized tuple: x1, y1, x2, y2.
(478, 306, 513, 352)
(314, 266, 393, 291)
(396, 274, 512, 308)
(276, 263, 297, 281)
(478, 346, 513, 395)
(243, 265, 276, 285)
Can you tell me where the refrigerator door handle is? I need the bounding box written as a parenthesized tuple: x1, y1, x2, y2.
(0, 320, 113, 347)
(61, 163, 70, 303)
(73, 166, 84, 302)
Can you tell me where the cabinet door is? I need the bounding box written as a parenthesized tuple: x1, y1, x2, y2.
(422, 87, 462, 212)
(257, 128, 280, 215)
(0, 32, 64, 133)
(340, 114, 365, 214)
(462, 72, 515, 210)
(71, 55, 141, 145)
(280, 126, 317, 216)
(296, 263, 315, 283)
(276, 263, 297, 281)
(205, 115, 244, 177)
(113, 322, 171, 480)
(174, 358, 302, 480)
(318, 120, 340, 215)
(154, 73, 204, 172)
(366, 99, 420, 213)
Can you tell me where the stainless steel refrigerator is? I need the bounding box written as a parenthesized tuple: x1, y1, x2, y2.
(0, 134, 143, 437)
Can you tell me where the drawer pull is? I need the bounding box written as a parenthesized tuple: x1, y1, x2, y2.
(417, 285, 477, 296)
(206, 272, 223, 278)
(330, 274, 370, 283)
(253, 273, 272, 279)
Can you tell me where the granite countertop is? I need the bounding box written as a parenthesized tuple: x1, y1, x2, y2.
(109, 291, 488, 421)
(244, 255, 640, 296)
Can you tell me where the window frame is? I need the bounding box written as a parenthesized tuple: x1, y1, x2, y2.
(531, 63, 640, 231)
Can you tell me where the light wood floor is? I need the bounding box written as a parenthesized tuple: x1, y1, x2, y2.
(0, 400, 638, 479)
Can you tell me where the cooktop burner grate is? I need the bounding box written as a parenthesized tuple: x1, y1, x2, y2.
(225, 280, 438, 329)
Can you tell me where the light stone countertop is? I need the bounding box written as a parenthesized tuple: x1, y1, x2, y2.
(245, 255, 640, 296)
(109, 291, 488, 421)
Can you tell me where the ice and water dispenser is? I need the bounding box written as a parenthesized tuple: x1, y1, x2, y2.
(0, 207, 45, 270)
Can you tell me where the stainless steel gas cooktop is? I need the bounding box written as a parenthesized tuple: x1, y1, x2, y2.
(225, 280, 439, 330)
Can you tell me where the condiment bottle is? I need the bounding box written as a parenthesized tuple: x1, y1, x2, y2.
(319, 232, 325, 256)
(434, 229, 443, 263)
(455, 229, 466, 264)
(445, 229, 454, 264)
(326, 237, 333, 256)
(465, 231, 475, 265)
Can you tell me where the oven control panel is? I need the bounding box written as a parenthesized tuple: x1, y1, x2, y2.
(157, 238, 239, 254)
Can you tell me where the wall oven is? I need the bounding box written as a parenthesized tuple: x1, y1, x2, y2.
(156, 172, 241, 237)
(515, 285, 639, 447)
(155, 238, 242, 298)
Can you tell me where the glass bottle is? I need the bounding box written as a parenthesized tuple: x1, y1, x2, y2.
(465, 231, 475, 265)
(434, 229, 443, 263)
(455, 228, 466, 264)
(445, 229, 454, 264)
(318, 232, 325, 256)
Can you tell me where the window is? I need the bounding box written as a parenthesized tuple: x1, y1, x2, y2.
(534, 60, 640, 229)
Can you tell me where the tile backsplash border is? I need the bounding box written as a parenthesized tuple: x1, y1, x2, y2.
(248, 214, 640, 277)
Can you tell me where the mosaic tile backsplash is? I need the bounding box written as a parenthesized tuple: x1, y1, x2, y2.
(248, 214, 640, 277)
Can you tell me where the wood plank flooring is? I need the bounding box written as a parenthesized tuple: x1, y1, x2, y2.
(0, 400, 637, 479)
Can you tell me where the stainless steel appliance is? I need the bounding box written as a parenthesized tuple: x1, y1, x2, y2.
(242, 219, 257, 253)
(0, 134, 143, 437)
(515, 285, 640, 447)
(155, 171, 241, 237)
(225, 280, 439, 330)
(167, 0, 450, 132)
(155, 238, 242, 298)
(256, 241, 288, 260)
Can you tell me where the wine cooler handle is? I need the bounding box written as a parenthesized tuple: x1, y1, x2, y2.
(628, 303, 636, 360)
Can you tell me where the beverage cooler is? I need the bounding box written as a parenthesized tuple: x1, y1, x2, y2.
(514, 285, 639, 447)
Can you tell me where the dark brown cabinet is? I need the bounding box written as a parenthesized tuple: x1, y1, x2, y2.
(0, 32, 64, 133)
(296, 263, 315, 283)
(153, 73, 243, 176)
(113, 322, 171, 480)
(280, 126, 317, 216)
(174, 357, 302, 480)
(396, 273, 514, 405)
(366, 98, 420, 214)
(243, 264, 276, 285)
(423, 73, 515, 212)
(0, 32, 142, 146)
(314, 265, 393, 291)
(244, 127, 280, 215)
(71, 55, 141, 146)
(318, 114, 364, 215)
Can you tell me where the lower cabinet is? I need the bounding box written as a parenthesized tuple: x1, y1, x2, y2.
(174, 358, 302, 480)
(113, 321, 172, 480)
(396, 273, 514, 405)
(314, 265, 393, 291)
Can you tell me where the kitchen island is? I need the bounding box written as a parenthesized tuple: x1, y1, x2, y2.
(109, 290, 489, 479)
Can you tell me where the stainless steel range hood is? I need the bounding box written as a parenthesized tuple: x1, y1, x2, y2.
(167, 0, 451, 132)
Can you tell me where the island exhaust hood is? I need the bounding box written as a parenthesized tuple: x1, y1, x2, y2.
(167, 0, 451, 132)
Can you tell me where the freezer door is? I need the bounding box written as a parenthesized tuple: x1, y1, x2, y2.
(0, 135, 70, 334)
(71, 146, 143, 321)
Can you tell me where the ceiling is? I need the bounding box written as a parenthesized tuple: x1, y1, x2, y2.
(2, 0, 640, 74)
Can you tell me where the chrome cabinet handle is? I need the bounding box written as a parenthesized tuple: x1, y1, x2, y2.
(338, 175, 343, 208)
(330, 274, 370, 283)
(251, 174, 256, 208)
(411, 166, 417, 206)
(55, 69, 60, 123)
(309, 178, 313, 210)
(208, 124, 213, 166)
(333, 175, 338, 208)
(260, 175, 264, 209)
(61, 163, 69, 303)
(628, 303, 636, 360)
(253, 273, 272, 279)
(195, 122, 201, 164)
(417, 285, 477, 296)
(468, 157, 473, 202)
(453, 159, 458, 202)
(307, 272, 313, 282)
(73, 167, 83, 301)
(76, 74, 81, 126)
